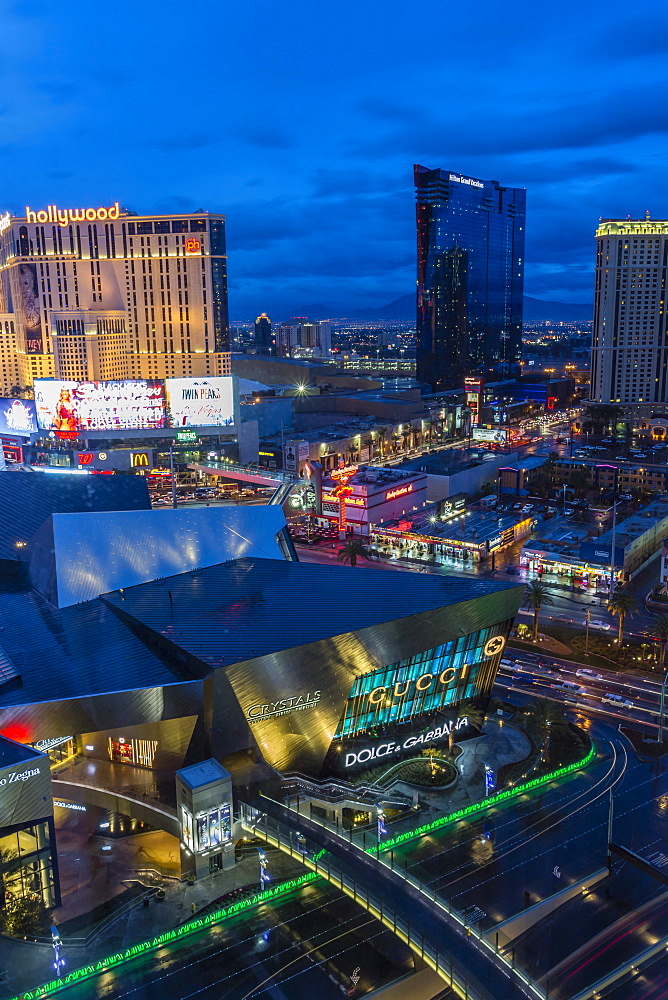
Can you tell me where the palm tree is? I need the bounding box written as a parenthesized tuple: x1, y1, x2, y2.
(607, 589, 639, 646)
(522, 580, 555, 642)
(337, 539, 370, 568)
(650, 614, 668, 665)
(526, 700, 569, 750)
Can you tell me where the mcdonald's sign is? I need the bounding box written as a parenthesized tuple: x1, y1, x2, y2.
(131, 452, 150, 468)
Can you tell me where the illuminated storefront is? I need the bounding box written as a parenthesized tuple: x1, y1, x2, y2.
(319, 465, 428, 535)
(336, 628, 506, 738)
(0, 737, 59, 910)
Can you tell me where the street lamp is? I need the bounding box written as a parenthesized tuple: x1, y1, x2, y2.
(257, 848, 270, 888)
(658, 670, 668, 744)
(377, 807, 387, 842)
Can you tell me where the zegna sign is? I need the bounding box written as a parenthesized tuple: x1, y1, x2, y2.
(0, 766, 41, 786)
(25, 203, 121, 226)
(344, 717, 469, 767)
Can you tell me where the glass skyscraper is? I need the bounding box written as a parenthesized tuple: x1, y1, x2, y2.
(415, 165, 525, 390)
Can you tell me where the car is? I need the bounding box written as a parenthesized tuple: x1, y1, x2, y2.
(552, 616, 573, 625)
(589, 620, 611, 630)
(512, 503, 523, 510)
(601, 693, 633, 709)
(617, 494, 633, 501)
(551, 680, 585, 693)
(521, 506, 533, 513)
(564, 508, 575, 516)
(576, 668, 603, 680)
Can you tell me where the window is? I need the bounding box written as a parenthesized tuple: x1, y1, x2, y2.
(171, 220, 188, 233)
(154, 220, 170, 234)
(190, 218, 207, 232)
(137, 222, 153, 235)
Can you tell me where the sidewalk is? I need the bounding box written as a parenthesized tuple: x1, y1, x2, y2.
(378, 718, 531, 837)
(0, 847, 307, 999)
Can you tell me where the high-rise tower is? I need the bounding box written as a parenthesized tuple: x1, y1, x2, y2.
(0, 202, 230, 390)
(254, 312, 272, 355)
(591, 217, 668, 409)
(415, 165, 525, 390)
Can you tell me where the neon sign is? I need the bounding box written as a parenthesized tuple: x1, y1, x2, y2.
(0, 212, 10, 233)
(344, 717, 469, 767)
(367, 664, 469, 708)
(386, 483, 413, 501)
(330, 464, 358, 531)
(26, 203, 121, 227)
(185, 237, 201, 254)
(246, 690, 321, 723)
(322, 492, 365, 506)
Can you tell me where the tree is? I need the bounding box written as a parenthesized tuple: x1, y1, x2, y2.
(522, 580, 555, 642)
(607, 589, 639, 646)
(1, 894, 50, 936)
(526, 700, 570, 756)
(337, 539, 371, 568)
(650, 614, 668, 665)
(567, 467, 590, 498)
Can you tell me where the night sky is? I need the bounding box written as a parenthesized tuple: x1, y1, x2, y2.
(4, 0, 667, 318)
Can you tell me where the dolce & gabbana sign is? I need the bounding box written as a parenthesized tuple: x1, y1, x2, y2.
(344, 717, 469, 768)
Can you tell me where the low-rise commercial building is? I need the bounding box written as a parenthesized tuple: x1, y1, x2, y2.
(319, 465, 427, 535)
(372, 507, 533, 565)
(521, 498, 668, 588)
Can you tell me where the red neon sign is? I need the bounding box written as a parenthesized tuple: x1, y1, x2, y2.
(77, 453, 93, 465)
(185, 237, 201, 255)
(386, 483, 413, 501)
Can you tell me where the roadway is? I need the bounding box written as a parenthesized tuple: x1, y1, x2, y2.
(497, 648, 665, 733)
(34, 878, 422, 1000)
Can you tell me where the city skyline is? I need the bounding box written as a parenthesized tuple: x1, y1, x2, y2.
(2, 0, 667, 318)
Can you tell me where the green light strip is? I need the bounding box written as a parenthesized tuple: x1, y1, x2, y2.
(13, 747, 595, 1000)
(11, 872, 319, 1000)
(377, 744, 596, 852)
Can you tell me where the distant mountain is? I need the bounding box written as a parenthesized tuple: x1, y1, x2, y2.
(523, 296, 592, 323)
(249, 294, 593, 324)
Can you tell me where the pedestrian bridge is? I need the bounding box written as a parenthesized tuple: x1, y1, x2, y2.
(238, 794, 546, 1000)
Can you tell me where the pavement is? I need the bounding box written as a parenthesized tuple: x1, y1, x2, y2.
(385, 717, 531, 823)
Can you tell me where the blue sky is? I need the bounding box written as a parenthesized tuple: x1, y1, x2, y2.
(3, 0, 667, 318)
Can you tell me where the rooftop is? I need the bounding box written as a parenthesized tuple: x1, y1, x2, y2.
(177, 758, 231, 790)
(103, 557, 520, 669)
(0, 735, 45, 769)
(376, 508, 532, 545)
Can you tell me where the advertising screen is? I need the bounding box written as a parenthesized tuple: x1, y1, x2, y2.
(165, 377, 234, 427)
(34, 380, 166, 436)
(473, 427, 507, 444)
(0, 397, 38, 437)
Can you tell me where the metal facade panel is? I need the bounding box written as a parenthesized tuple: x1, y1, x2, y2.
(0, 751, 52, 827)
(0, 471, 150, 561)
(34, 505, 290, 608)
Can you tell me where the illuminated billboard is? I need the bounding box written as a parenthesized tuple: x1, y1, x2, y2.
(473, 427, 507, 444)
(0, 397, 38, 437)
(34, 380, 166, 437)
(165, 377, 234, 427)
